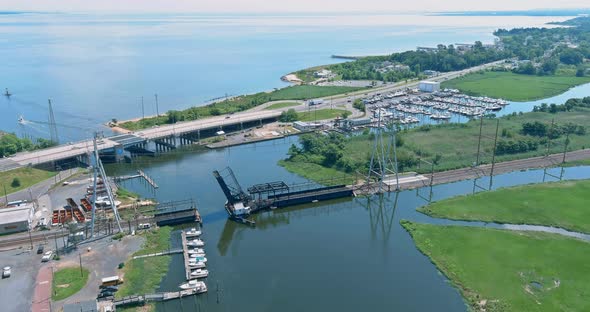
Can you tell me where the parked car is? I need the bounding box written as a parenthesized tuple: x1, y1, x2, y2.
(41, 251, 53, 262)
(97, 291, 115, 299)
(99, 285, 119, 292)
(37, 245, 44, 254)
(2, 266, 11, 278)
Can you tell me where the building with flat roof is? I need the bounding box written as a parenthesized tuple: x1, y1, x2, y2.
(419, 81, 441, 93)
(0, 204, 34, 234)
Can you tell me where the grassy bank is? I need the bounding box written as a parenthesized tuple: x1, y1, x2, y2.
(117, 227, 173, 311)
(278, 160, 355, 185)
(120, 85, 363, 131)
(265, 102, 301, 110)
(0, 167, 56, 195)
(281, 106, 590, 183)
(419, 179, 590, 233)
(298, 109, 349, 121)
(402, 221, 590, 312)
(52, 267, 90, 301)
(441, 71, 590, 101)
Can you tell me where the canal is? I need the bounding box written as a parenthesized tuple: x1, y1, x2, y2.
(106, 134, 590, 312)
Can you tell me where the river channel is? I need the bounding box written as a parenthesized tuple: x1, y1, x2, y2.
(106, 135, 590, 312)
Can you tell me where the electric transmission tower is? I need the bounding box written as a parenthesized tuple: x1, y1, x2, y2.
(48, 99, 59, 144)
(365, 111, 400, 193)
(90, 133, 123, 237)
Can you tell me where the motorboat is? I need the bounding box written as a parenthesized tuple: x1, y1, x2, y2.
(186, 239, 205, 247)
(187, 248, 205, 255)
(179, 280, 207, 291)
(190, 269, 209, 279)
(188, 260, 206, 269)
(189, 255, 207, 263)
(185, 228, 202, 237)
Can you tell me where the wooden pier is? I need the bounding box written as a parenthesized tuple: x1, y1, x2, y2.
(138, 169, 158, 188)
(132, 249, 183, 260)
(113, 288, 206, 307)
(181, 231, 191, 280)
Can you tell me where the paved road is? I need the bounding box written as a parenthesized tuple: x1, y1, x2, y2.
(31, 265, 52, 312)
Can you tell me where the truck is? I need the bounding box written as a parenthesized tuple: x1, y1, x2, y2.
(101, 276, 124, 287)
(308, 99, 324, 106)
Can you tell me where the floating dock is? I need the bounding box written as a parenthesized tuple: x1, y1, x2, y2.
(113, 288, 206, 307)
(181, 231, 191, 280)
(153, 199, 201, 226)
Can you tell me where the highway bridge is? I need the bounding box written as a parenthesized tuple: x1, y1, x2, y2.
(0, 110, 282, 172)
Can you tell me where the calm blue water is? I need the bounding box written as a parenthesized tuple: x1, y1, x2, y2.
(0, 13, 570, 142)
(107, 135, 590, 312)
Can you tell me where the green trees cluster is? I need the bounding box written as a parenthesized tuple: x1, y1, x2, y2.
(0, 133, 58, 157)
(353, 98, 366, 112)
(279, 109, 298, 122)
(287, 132, 364, 172)
(330, 41, 506, 82)
(496, 139, 539, 155)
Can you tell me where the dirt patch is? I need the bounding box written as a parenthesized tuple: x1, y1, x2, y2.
(56, 284, 70, 288)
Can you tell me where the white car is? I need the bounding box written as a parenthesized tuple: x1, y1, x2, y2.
(41, 251, 54, 262)
(2, 266, 11, 278)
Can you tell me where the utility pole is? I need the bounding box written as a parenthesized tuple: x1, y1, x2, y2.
(488, 119, 500, 190)
(3, 184, 7, 204)
(79, 253, 83, 277)
(155, 94, 160, 117)
(475, 116, 484, 166)
(28, 227, 33, 250)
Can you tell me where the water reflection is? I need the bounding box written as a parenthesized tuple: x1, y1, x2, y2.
(361, 192, 399, 242)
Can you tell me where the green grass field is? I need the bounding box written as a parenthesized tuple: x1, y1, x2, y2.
(278, 160, 355, 185)
(120, 85, 363, 131)
(441, 71, 590, 101)
(265, 102, 301, 110)
(0, 167, 56, 195)
(402, 221, 590, 312)
(419, 179, 590, 233)
(297, 109, 349, 122)
(281, 107, 590, 182)
(52, 267, 90, 301)
(117, 227, 172, 306)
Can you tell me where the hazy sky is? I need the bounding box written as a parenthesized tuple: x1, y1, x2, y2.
(2, 0, 589, 13)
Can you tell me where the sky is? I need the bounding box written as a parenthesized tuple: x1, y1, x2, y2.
(1, 0, 589, 13)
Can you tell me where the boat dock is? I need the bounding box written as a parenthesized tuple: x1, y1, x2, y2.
(153, 199, 202, 226)
(113, 288, 206, 307)
(181, 231, 191, 280)
(132, 249, 183, 260)
(138, 170, 159, 188)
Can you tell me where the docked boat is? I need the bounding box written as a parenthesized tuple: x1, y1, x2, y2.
(190, 255, 207, 263)
(190, 269, 209, 279)
(187, 248, 205, 255)
(186, 228, 202, 237)
(186, 239, 205, 247)
(179, 280, 207, 291)
(188, 260, 206, 269)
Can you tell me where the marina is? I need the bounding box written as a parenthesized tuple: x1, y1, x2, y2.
(363, 88, 510, 127)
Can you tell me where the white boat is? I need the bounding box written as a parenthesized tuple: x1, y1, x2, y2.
(179, 280, 207, 290)
(188, 261, 206, 269)
(185, 228, 202, 237)
(186, 239, 204, 247)
(187, 248, 205, 255)
(190, 269, 209, 279)
(190, 255, 207, 263)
